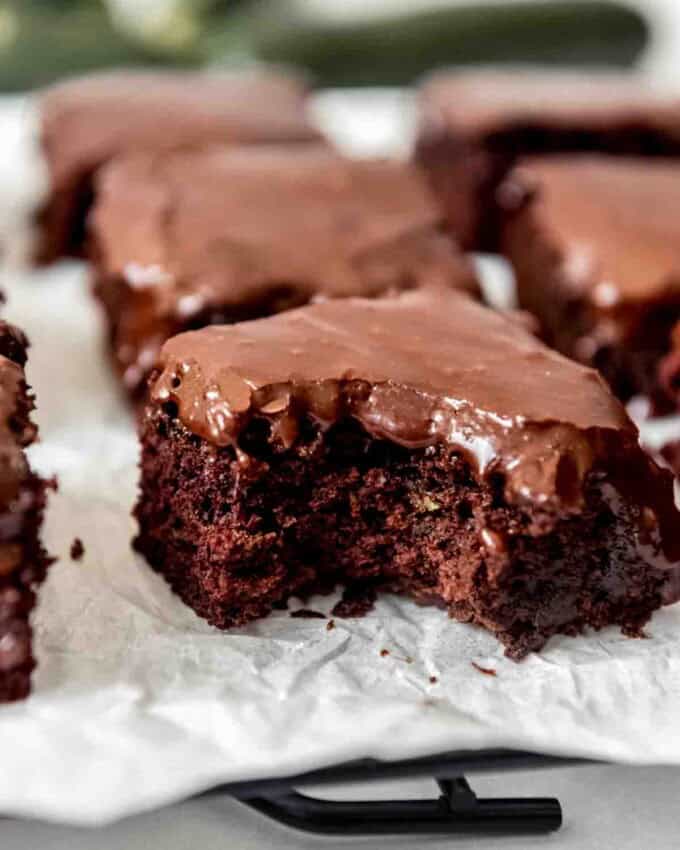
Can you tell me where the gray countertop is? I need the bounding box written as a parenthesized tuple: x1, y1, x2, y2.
(3, 764, 679, 849)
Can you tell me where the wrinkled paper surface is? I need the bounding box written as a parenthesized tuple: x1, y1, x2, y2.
(0, 94, 679, 827)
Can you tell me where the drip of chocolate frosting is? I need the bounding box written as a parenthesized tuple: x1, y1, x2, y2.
(151, 288, 680, 571)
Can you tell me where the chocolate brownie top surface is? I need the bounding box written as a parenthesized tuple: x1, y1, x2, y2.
(91, 146, 476, 310)
(418, 70, 680, 139)
(40, 69, 321, 189)
(152, 288, 680, 571)
(153, 286, 628, 438)
(152, 287, 680, 543)
(500, 154, 680, 305)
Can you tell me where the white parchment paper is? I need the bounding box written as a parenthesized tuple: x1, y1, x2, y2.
(0, 93, 679, 827)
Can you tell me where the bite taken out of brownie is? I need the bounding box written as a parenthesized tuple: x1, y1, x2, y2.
(0, 321, 52, 701)
(37, 68, 323, 263)
(415, 70, 680, 250)
(499, 155, 680, 407)
(88, 145, 478, 402)
(134, 288, 680, 659)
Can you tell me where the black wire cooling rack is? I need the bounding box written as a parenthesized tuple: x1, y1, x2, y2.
(200, 748, 595, 837)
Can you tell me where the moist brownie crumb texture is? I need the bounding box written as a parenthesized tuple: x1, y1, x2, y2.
(135, 288, 680, 658)
(89, 146, 477, 400)
(415, 70, 680, 249)
(0, 321, 51, 702)
(499, 155, 680, 405)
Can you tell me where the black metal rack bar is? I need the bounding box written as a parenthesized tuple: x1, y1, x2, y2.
(202, 748, 594, 838)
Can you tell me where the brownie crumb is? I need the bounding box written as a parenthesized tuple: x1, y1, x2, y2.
(326, 619, 335, 631)
(332, 583, 377, 618)
(70, 538, 85, 561)
(429, 675, 439, 684)
(378, 647, 413, 663)
(471, 662, 497, 677)
(290, 608, 325, 619)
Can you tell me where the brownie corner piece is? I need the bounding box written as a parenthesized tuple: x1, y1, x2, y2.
(134, 288, 680, 658)
(499, 154, 680, 405)
(0, 320, 51, 702)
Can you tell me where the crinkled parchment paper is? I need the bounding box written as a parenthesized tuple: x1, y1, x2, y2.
(0, 93, 679, 827)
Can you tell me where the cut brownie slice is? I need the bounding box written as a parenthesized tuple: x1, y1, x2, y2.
(134, 288, 680, 659)
(0, 321, 51, 701)
(37, 69, 323, 262)
(89, 146, 478, 400)
(415, 70, 680, 249)
(499, 155, 680, 405)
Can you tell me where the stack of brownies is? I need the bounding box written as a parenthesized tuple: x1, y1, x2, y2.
(9, 65, 680, 701)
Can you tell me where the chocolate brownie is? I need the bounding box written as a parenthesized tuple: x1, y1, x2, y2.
(134, 288, 680, 659)
(415, 70, 680, 249)
(89, 146, 478, 400)
(37, 69, 322, 262)
(499, 155, 680, 404)
(0, 321, 51, 701)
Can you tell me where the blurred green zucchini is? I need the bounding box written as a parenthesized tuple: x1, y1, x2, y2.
(0, 0, 649, 92)
(207, 0, 648, 86)
(0, 0, 194, 91)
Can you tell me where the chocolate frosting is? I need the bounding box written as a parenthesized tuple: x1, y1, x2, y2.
(501, 155, 680, 306)
(150, 288, 680, 579)
(151, 288, 680, 584)
(418, 70, 680, 140)
(41, 69, 322, 192)
(91, 147, 477, 391)
(38, 69, 323, 261)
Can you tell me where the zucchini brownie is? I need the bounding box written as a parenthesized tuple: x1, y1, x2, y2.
(134, 288, 680, 658)
(89, 146, 478, 400)
(35, 69, 323, 262)
(415, 70, 680, 249)
(499, 155, 680, 405)
(0, 321, 51, 701)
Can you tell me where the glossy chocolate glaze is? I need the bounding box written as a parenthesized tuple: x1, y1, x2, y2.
(150, 288, 680, 577)
(91, 146, 477, 394)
